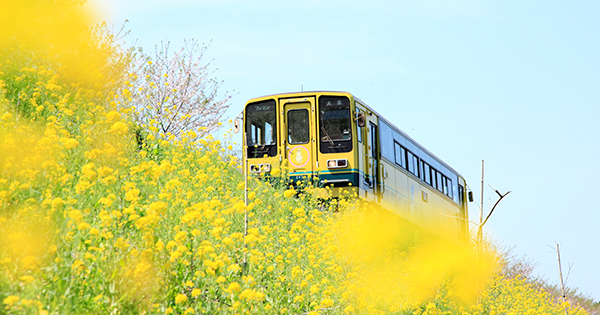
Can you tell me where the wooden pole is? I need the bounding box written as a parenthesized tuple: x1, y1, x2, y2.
(479, 160, 484, 258)
(243, 132, 249, 273)
(477, 160, 484, 308)
(556, 243, 568, 315)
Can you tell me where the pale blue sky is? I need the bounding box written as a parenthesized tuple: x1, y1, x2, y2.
(102, 0, 600, 299)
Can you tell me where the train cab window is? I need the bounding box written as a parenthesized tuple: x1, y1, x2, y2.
(245, 100, 277, 157)
(287, 109, 309, 144)
(319, 96, 352, 153)
(394, 141, 405, 168)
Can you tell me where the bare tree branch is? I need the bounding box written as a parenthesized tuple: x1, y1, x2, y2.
(123, 39, 231, 139)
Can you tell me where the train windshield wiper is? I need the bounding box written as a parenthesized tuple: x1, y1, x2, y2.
(320, 126, 335, 146)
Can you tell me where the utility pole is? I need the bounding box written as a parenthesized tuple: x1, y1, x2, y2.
(235, 115, 249, 274)
(556, 243, 568, 315)
(479, 160, 484, 259)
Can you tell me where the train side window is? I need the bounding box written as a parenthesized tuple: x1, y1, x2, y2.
(431, 169, 437, 189)
(406, 151, 414, 174)
(437, 172, 443, 193)
(406, 150, 419, 177)
(401, 146, 406, 169)
(447, 178, 453, 198)
(423, 162, 431, 185)
(441, 175, 448, 195)
(412, 154, 420, 178)
(394, 141, 405, 167)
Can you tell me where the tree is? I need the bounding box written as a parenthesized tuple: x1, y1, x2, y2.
(124, 40, 231, 139)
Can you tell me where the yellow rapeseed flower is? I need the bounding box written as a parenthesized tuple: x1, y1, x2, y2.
(226, 282, 241, 294)
(19, 275, 35, 283)
(283, 189, 296, 198)
(2, 295, 19, 306)
(77, 222, 90, 231)
(63, 138, 79, 149)
(175, 293, 188, 304)
(109, 121, 128, 135)
(1, 112, 13, 121)
(320, 297, 334, 308)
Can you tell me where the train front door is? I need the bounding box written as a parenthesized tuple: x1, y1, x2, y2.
(280, 97, 317, 181)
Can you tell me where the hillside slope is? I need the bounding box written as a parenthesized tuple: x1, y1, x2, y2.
(0, 1, 592, 313)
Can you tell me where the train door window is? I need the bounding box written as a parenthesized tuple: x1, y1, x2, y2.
(356, 108, 362, 143)
(368, 122, 378, 189)
(287, 109, 309, 144)
(370, 123, 377, 159)
(394, 141, 405, 168)
(458, 184, 465, 205)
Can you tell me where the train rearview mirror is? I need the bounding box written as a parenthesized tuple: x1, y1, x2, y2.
(468, 191, 474, 202)
(233, 119, 240, 133)
(357, 112, 366, 128)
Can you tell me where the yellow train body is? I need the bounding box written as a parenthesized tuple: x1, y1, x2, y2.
(243, 91, 469, 243)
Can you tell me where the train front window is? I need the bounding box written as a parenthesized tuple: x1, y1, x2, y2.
(245, 100, 277, 157)
(319, 96, 352, 153)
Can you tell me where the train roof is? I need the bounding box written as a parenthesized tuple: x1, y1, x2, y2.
(245, 90, 353, 103)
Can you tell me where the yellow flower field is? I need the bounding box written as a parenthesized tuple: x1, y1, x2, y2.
(0, 1, 592, 314)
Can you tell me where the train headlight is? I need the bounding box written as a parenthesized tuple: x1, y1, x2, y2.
(326, 159, 348, 168)
(250, 163, 271, 173)
(260, 164, 271, 172)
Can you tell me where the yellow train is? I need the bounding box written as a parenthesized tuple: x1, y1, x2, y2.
(242, 91, 470, 242)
